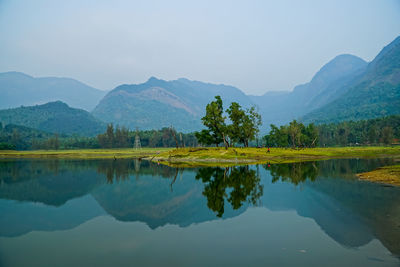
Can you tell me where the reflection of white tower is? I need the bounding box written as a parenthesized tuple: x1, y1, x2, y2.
(134, 158, 141, 172)
(134, 128, 141, 150)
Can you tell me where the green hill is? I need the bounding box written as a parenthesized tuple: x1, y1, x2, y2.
(0, 101, 105, 136)
(303, 36, 400, 124)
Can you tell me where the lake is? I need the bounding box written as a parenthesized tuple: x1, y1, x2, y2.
(0, 158, 399, 266)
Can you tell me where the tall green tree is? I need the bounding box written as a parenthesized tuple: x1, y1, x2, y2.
(381, 126, 393, 145)
(241, 106, 262, 147)
(302, 123, 318, 147)
(226, 102, 245, 145)
(106, 124, 115, 148)
(288, 120, 302, 148)
(196, 96, 227, 147)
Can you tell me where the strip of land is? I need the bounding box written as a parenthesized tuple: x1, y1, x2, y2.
(0, 148, 172, 159)
(357, 165, 400, 187)
(0, 147, 399, 165)
(152, 146, 400, 167)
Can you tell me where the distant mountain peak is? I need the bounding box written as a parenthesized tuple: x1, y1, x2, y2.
(40, 100, 70, 109)
(303, 35, 400, 124)
(0, 71, 106, 111)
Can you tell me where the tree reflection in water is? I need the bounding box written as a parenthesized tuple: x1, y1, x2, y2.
(195, 166, 263, 217)
(264, 162, 319, 185)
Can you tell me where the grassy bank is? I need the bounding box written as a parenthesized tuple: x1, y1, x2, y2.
(357, 165, 400, 186)
(153, 146, 400, 166)
(0, 148, 173, 159)
(0, 146, 399, 164)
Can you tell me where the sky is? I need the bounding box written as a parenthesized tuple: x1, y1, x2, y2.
(1, 0, 400, 95)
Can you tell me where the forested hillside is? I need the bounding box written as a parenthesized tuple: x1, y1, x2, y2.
(0, 101, 105, 136)
(249, 54, 367, 127)
(0, 123, 55, 150)
(92, 77, 254, 132)
(303, 36, 400, 123)
(93, 55, 368, 132)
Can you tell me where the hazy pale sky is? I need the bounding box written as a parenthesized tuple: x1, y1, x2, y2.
(1, 0, 400, 94)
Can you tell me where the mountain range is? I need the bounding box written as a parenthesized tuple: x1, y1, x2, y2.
(303, 35, 400, 123)
(92, 35, 400, 131)
(92, 77, 253, 132)
(1, 35, 399, 133)
(0, 72, 106, 111)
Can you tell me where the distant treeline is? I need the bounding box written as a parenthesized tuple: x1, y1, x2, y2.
(96, 124, 198, 148)
(317, 115, 399, 146)
(0, 122, 197, 150)
(264, 115, 400, 148)
(1, 115, 399, 150)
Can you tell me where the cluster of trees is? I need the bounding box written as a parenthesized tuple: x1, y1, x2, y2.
(195, 96, 262, 147)
(0, 121, 199, 150)
(97, 125, 130, 148)
(317, 115, 399, 146)
(0, 122, 59, 150)
(264, 115, 400, 148)
(96, 124, 198, 149)
(264, 120, 319, 148)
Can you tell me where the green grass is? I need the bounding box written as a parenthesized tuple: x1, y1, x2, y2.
(0, 148, 173, 159)
(1, 147, 399, 165)
(154, 146, 400, 166)
(357, 164, 400, 186)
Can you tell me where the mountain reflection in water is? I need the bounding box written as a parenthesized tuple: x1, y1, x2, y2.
(0, 158, 399, 258)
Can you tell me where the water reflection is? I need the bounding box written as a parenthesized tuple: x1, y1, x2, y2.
(195, 166, 263, 217)
(266, 161, 319, 185)
(0, 158, 399, 258)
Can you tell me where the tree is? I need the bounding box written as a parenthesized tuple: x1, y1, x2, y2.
(241, 106, 262, 147)
(266, 124, 289, 147)
(288, 120, 302, 148)
(226, 102, 246, 145)
(54, 133, 60, 150)
(198, 96, 227, 147)
(368, 125, 377, 144)
(106, 124, 115, 148)
(381, 126, 393, 145)
(195, 129, 214, 146)
(115, 126, 129, 148)
(11, 129, 20, 148)
(303, 123, 318, 147)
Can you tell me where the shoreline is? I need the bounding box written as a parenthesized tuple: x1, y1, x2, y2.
(357, 165, 400, 187)
(0, 148, 172, 159)
(0, 147, 399, 165)
(150, 146, 400, 166)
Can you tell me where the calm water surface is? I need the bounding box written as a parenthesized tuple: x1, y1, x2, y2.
(0, 158, 399, 266)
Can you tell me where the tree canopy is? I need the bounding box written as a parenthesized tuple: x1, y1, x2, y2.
(196, 96, 262, 147)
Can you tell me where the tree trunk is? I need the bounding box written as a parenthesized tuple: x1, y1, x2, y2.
(170, 128, 179, 148)
(222, 132, 229, 150)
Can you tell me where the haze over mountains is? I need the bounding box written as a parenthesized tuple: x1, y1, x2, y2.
(250, 54, 368, 127)
(303, 35, 400, 123)
(92, 77, 253, 132)
(0, 72, 106, 111)
(0, 35, 399, 134)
